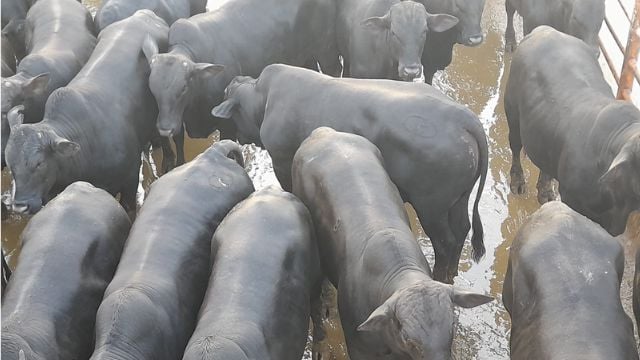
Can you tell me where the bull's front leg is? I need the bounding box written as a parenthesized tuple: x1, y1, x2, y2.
(505, 0, 517, 52)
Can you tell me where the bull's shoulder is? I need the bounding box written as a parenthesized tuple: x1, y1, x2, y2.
(44, 86, 87, 119)
(168, 17, 203, 48)
(514, 202, 623, 269)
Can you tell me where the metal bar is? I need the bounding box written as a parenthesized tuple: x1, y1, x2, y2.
(600, 38, 621, 84)
(617, 0, 640, 100)
(618, 0, 633, 22)
(604, 16, 626, 53)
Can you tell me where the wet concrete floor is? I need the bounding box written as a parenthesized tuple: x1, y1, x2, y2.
(2, 0, 639, 358)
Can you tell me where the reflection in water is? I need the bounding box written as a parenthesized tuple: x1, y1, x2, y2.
(2, 0, 639, 358)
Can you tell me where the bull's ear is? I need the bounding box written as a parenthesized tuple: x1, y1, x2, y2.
(451, 287, 493, 308)
(357, 301, 394, 332)
(24, 73, 49, 96)
(142, 34, 159, 65)
(600, 150, 630, 184)
(361, 14, 391, 30)
(50, 134, 80, 157)
(194, 63, 225, 78)
(358, 294, 398, 332)
(427, 13, 459, 33)
(3, 19, 25, 38)
(7, 105, 24, 131)
(211, 98, 237, 119)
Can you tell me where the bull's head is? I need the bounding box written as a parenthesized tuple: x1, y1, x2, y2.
(358, 281, 492, 359)
(362, 1, 458, 81)
(143, 35, 224, 137)
(4, 106, 78, 214)
(211, 76, 265, 147)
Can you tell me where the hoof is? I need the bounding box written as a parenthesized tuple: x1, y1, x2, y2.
(432, 267, 456, 284)
(537, 189, 558, 204)
(510, 175, 526, 195)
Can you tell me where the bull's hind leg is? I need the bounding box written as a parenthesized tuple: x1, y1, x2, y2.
(316, 43, 342, 77)
(418, 210, 458, 284)
(506, 103, 526, 194)
(505, 0, 517, 52)
(447, 192, 472, 279)
(536, 171, 558, 204)
(311, 280, 336, 360)
(119, 171, 140, 220)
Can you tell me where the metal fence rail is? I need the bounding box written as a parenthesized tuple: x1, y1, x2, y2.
(600, 0, 640, 101)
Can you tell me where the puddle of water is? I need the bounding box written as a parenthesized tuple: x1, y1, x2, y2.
(2, 0, 639, 358)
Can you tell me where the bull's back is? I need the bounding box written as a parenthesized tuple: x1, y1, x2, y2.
(27, 0, 95, 56)
(68, 11, 167, 142)
(506, 27, 612, 168)
(2, 182, 130, 359)
(92, 147, 253, 359)
(264, 66, 478, 162)
(73, 12, 167, 93)
(292, 129, 410, 279)
(185, 0, 312, 73)
(506, 201, 636, 359)
(184, 188, 317, 359)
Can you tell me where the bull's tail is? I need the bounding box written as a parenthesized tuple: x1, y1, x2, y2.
(214, 140, 245, 168)
(470, 125, 489, 262)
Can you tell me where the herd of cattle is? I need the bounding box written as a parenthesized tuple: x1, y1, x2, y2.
(0, 0, 639, 358)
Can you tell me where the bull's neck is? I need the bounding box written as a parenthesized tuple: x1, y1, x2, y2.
(40, 119, 87, 180)
(379, 267, 433, 303)
(169, 44, 196, 62)
(603, 115, 640, 165)
(90, 343, 149, 360)
(360, 228, 433, 302)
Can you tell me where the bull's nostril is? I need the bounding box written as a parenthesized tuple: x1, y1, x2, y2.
(468, 35, 484, 46)
(158, 128, 174, 137)
(12, 203, 28, 213)
(402, 66, 422, 79)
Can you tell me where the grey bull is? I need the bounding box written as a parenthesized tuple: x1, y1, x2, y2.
(337, 0, 458, 81)
(95, 0, 206, 32)
(503, 201, 638, 359)
(145, 0, 340, 168)
(1, 0, 29, 58)
(635, 248, 640, 339)
(505, 0, 604, 52)
(1, 182, 131, 360)
(212, 64, 489, 283)
(91, 141, 253, 360)
(4, 10, 168, 216)
(1, 0, 96, 123)
(182, 186, 320, 360)
(413, 0, 486, 84)
(1, 33, 16, 167)
(505, 26, 640, 236)
(1, 32, 16, 78)
(1, 0, 28, 29)
(292, 128, 492, 360)
(1, 0, 96, 166)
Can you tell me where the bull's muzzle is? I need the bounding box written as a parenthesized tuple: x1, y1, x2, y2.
(400, 65, 422, 81)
